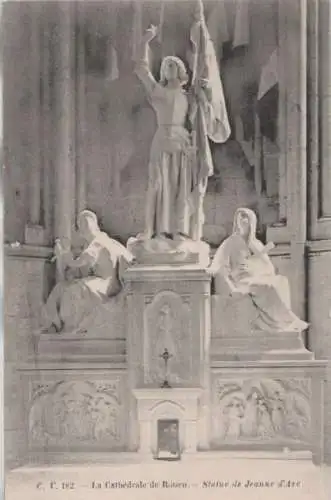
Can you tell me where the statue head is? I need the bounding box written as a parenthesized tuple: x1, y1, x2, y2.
(233, 208, 257, 241)
(160, 56, 188, 87)
(77, 210, 100, 241)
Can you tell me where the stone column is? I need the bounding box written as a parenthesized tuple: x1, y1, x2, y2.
(40, 3, 52, 245)
(290, 0, 307, 320)
(0, 1, 2, 160)
(28, 9, 40, 226)
(277, 13, 287, 224)
(319, 0, 331, 218)
(24, 3, 46, 245)
(280, 0, 307, 319)
(75, 2, 87, 216)
(53, 3, 76, 242)
(308, 0, 331, 240)
(307, 0, 331, 466)
(266, 0, 291, 244)
(307, 0, 319, 240)
(199, 283, 212, 449)
(269, 0, 308, 315)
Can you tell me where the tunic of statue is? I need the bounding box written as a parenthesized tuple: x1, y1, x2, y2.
(134, 24, 230, 242)
(209, 208, 308, 333)
(40, 210, 134, 334)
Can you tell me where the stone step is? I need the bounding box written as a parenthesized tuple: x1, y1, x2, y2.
(36, 333, 126, 361)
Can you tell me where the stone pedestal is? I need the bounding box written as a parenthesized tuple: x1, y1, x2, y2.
(36, 298, 128, 363)
(127, 236, 210, 267)
(124, 264, 211, 452)
(36, 333, 126, 363)
(210, 285, 313, 361)
(133, 388, 201, 455)
(24, 225, 47, 246)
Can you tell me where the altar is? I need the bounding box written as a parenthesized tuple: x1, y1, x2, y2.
(3, 0, 331, 474)
(19, 242, 325, 465)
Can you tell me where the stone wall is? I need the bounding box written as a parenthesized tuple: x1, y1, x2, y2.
(3, 0, 279, 248)
(4, 247, 52, 469)
(308, 246, 331, 464)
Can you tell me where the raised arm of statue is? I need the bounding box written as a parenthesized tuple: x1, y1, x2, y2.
(134, 25, 161, 96)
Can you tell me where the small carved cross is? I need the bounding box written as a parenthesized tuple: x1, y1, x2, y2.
(159, 348, 173, 389)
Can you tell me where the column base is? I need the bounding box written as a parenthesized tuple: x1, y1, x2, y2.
(25, 224, 47, 246)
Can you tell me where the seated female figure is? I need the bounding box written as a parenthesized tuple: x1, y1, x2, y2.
(40, 210, 134, 334)
(209, 208, 308, 333)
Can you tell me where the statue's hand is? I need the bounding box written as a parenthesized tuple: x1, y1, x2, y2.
(194, 0, 205, 22)
(52, 239, 72, 272)
(64, 266, 76, 283)
(199, 78, 209, 89)
(144, 25, 158, 42)
(199, 79, 212, 101)
(54, 239, 64, 260)
(54, 238, 70, 259)
(238, 261, 254, 274)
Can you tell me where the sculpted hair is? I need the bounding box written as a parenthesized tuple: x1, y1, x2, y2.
(159, 56, 189, 87)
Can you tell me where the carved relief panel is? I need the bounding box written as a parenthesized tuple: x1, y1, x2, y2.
(143, 291, 194, 386)
(28, 379, 126, 449)
(211, 378, 311, 445)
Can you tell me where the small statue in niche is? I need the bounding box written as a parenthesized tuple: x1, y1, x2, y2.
(208, 207, 308, 333)
(40, 210, 134, 334)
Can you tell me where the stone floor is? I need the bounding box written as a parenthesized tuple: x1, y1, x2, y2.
(5, 455, 331, 500)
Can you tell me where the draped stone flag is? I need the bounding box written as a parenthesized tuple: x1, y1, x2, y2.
(189, 0, 231, 238)
(190, 0, 231, 182)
